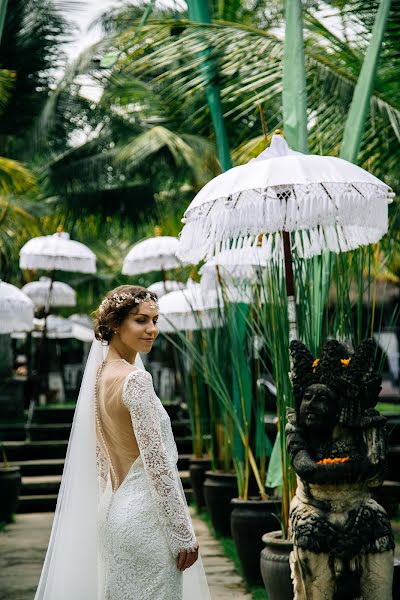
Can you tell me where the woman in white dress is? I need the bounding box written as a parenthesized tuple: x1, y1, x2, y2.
(35, 285, 210, 600)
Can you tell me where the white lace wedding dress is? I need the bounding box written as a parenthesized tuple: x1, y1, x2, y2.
(34, 341, 209, 600)
(96, 363, 201, 600)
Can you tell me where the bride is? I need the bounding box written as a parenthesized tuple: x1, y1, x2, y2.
(35, 285, 210, 600)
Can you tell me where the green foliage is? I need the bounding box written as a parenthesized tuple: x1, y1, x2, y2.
(162, 289, 271, 500)
(94, 2, 400, 192)
(0, 0, 73, 157)
(249, 239, 399, 533)
(376, 402, 400, 414)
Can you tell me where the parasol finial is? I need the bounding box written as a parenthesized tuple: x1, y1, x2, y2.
(154, 226, 162, 236)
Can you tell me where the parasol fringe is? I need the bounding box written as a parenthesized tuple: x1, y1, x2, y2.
(178, 182, 388, 263)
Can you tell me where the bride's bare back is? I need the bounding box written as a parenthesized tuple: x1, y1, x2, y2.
(96, 359, 140, 492)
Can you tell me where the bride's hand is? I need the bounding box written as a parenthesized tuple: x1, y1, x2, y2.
(176, 545, 199, 571)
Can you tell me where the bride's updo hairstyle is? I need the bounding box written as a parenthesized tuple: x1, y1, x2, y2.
(94, 284, 158, 344)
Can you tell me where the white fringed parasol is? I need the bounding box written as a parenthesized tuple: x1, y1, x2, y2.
(20, 230, 96, 274)
(178, 134, 394, 264)
(122, 236, 182, 276)
(22, 277, 76, 309)
(33, 315, 73, 339)
(199, 247, 268, 295)
(148, 280, 185, 298)
(68, 314, 94, 343)
(158, 282, 222, 333)
(0, 281, 34, 334)
(178, 132, 394, 339)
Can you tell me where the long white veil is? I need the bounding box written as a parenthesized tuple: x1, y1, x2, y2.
(34, 339, 210, 599)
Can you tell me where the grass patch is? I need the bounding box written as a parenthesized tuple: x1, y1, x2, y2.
(195, 506, 269, 600)
(0, 513, 15, 533)
(45, 403, 76, 408)
(376, 402, 400, 414)
(392, 515, 400, 545)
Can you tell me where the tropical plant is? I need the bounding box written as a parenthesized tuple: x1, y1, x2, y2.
(162, 282, 273, 501)
(247, 238, 399, 534)
(87, 1, 399, 188)
(0, 0, 75, 278)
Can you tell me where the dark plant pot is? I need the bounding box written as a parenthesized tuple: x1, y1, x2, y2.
(203, 470, 238, 537)
(230, 497, 282, 586)
(393, 558, 400, 599)
(189, 458, 211, 509)
(0, 466, 21, 523)
(260, 530, 294, 600)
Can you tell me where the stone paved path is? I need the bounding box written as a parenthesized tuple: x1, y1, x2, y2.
(190, 508, 252, 600)
(0, 511, 251, 600)
(0, 513, 49, 600)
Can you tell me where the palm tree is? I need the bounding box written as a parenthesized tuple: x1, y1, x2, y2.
(0, 0, 76, 278)
(87, 0, 398, 267)
(0, 0, 73, 158)
(89, 1, 399, 185)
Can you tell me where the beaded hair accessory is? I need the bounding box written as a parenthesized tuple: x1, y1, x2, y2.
(99, 291, 159, 311)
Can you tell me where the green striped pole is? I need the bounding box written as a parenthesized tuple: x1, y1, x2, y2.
(186, 0, 232, 171)
(282, 0, 308, 152)
(0, 0, 8, 43)
(340, 0, 391, 163)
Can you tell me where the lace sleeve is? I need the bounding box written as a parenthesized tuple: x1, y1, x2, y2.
(122, 370, 198, 558)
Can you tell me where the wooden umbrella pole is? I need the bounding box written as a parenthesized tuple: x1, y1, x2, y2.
(40, 272, 55, 402)
(161, 268, 167, 295)
(282, 231, 298, 342)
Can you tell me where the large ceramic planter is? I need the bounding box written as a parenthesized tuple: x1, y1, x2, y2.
(189, 457, 211, 509)
(203, 471, 238, 537)
(230, 497, 282, 585)
(393, 558, 400, 599)
(260, 530, 294, 600)
(0, 466, 21, 523)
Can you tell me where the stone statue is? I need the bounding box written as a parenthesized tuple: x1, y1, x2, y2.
(286, 339, 394, 600)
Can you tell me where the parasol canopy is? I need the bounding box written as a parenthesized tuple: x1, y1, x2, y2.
(22, 277, 76, 309)
(69, 314, 93, 329)
(68, 315, 94, 343)
(20, 231, 96, 274)
(178, 134, 394, 263)
(157, 282, 222, 333)
(199, 246, 268, 294)
(0, 281, 34, 334)
(122, 236, 183, 276)
(33, 315, 73, 339)
(148, 280, 185, 298)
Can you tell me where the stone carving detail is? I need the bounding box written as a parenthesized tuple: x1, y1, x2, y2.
(286, 339, 394, 600)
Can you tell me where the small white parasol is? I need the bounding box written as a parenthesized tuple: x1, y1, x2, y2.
(199, 247, 268, 294)
(122, 235, 182, 276)
(69, 314, 93, 328)
(20, 229, 96, 274)
(148, 280, 185, 298)
(30, 315, 93, 342)
(68, 314, 94, 343)
(33, 315, 73, 339)
(22, 277, 76, 309)
(178, 133, 394, 264)
(158, 282, 222, 333)
(0, 281, 34, 334)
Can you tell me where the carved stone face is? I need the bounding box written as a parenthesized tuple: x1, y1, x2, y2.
(299, 383, 338, 432)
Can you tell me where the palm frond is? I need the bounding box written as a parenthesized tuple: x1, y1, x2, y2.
(0, 157, 36, 194)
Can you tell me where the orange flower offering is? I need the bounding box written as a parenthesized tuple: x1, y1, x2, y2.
(316, 456, 350, 464)
(312, 358, 320, 373)
(340, 357, 351, 367)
